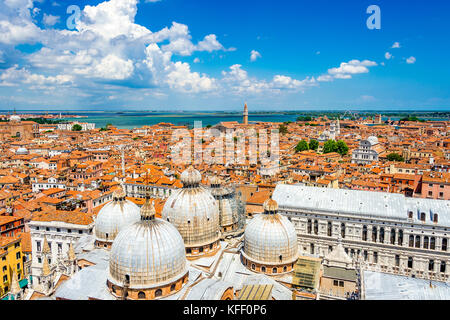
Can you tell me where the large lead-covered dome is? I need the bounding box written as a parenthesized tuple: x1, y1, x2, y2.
(162, 166, 220, 258)
(108, 200, 188, 299)
(242, 199, 298, 273)
(94, 186, 141, 248)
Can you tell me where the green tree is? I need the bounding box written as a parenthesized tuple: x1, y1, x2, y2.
(387, 153, 404, 162)
(72, 124, 82, 131)
(323, 140, 337, 154)
(279, 124, 288, 135)
(309, 139, 319, 151)
(336, 140, 349, 156)
(296, 116, 312, 122)
(295, 140, 309, 153)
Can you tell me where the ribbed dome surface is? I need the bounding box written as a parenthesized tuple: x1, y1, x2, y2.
(243, 207, 298, 265)
(108, 219, 187, 289)
(162, 187, 220, 247)
(94, 199, 141, 242)
(162, 167, 219, 247)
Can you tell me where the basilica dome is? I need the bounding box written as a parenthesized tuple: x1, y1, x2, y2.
(94, 186, 141, 249)
(162, 166, 220, 258)
(242, 199, 299, 274)
(108, 199, 188, 300)
(209, 177, 244, 237)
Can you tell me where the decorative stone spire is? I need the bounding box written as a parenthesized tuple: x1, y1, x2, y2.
(42, 235, 50, 255)
(10, 270, 21, 295)
(42, 256, 51, 276)
(68, 241, 76, 261)
(323, 236, 353, 269)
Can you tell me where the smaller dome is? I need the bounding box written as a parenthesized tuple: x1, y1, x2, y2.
(180, 166, 202, 187)
(10, 115, 21, 122)
(263, 199, 278, 212)
(367, 136, 379, 145)
(15, 147, 28, 155)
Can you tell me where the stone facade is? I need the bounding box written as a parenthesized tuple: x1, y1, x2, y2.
(280, 208, 449, 282)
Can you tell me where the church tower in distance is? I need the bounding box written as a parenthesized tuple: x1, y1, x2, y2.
(243, 102, 248, 125)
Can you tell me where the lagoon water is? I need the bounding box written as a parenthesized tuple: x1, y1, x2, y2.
(62, 112, 300, 129)
(62, 112, 449, 130)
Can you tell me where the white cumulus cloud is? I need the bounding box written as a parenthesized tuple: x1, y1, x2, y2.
(250, 50, 261, 62)
(406, 56, 416, 64)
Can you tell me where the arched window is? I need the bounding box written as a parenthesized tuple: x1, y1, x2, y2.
(415, 236, 421, 248)
(362, 225, 367, 241)
(170, 284, 176, 292)
(307, 219, 312, 234)
(441, 261, 446, 273)
(379, 227, 385, 243)
(111, 286, 116, 293)
(314, 220, 318, 235)
(272, 268, 277, 274)
(398, 230, 403, 246)
(279, 255, 283, 262)
(283, 266, 287, 272)
(442, 238, 448, 251)
(138, 291, 146, 299)
(423, 236, 429, 249)
(341, 223, 345, 239)
(390, 229, 396, 245)
(409, 235, 414, 247)
(408, 211, 413, 219)
(327, 221, 332, 237)
(155, 289, 162, 297)
(430, 237, 436, 250)
(408, 257, 413, 269)
(251, 264, 255, 270)
(261, 266, 266, 273)
(433, 214, 438, 223)
(420, 212, 426, 222)
(372, 227, 377, 242)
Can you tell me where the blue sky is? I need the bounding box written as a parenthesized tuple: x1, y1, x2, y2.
(0, 0, 449, 111)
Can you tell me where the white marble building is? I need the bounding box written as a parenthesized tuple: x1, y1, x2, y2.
(29, 215, 94, 295)
(351, 136, 384, 164)
(273, 184, 450, 282)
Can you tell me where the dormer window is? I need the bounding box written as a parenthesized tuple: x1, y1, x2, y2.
(420, 212, 426, 222)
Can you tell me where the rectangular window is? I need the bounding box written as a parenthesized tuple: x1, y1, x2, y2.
(36, 241, 41, 252)
(333, 280, 339, 286)
(429, 260, 434, 271)
(16, 252, 20, 259)
(339, 281, 344, 287)
(373, 252, 378, 264)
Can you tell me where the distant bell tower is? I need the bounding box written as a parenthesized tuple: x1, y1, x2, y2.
(243, 102, 248, 125)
